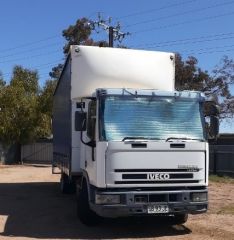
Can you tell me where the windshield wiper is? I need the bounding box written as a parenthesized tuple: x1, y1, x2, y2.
(165, 137, 204, 142)
(122, 137, 161, 141)
(122, 137, 147, 141)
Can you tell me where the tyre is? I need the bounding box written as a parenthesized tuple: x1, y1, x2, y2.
(60, 173, 75, 194)
(172, 213, 188, 225)
(76, 181, 100, 226)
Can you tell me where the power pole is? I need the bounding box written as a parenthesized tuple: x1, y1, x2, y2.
(88, 15, 130, 48)
(109, 26, 114, 47)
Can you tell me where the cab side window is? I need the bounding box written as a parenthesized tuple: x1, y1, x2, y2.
(87, 100, 96, 140)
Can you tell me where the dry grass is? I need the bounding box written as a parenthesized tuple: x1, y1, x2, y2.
(209, 174, 234, 184)
(217, 204, 234, 215)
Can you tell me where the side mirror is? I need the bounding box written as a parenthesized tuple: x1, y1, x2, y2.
(75, 111, 87, 131)
(204, 102, 220, 116)
(209, 116, 219, 139)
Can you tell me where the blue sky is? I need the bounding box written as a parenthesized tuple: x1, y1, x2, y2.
(0, 0, 234, 132)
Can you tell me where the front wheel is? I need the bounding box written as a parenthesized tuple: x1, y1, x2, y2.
(76, 181, 100, 226)
(172, 213, 188, 225)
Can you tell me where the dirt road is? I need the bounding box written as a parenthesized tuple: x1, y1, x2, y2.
(0, 164, 233, 240)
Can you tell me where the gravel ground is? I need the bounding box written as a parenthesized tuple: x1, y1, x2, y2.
(0, 164, 233, 240)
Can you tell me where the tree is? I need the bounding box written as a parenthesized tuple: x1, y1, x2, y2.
(50, 17, 109, 80)
(175, 54, 209, 91)
(0, 66, 50, 162)
(49, 63, 64, 80)
(10, 65, 39, 94)
(62, 17, 109, 54)
(39, 79, 58, 116)
(210, 56, 234, 119)
(62, 17, 93, 54)
(175, 54, 234, 120)
(49, 18, 84, 80)
(35, 79, 58, 142)
(0, 71, 6, 88)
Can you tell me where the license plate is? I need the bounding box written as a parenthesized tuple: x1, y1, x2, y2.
(147, 205, 169, 214)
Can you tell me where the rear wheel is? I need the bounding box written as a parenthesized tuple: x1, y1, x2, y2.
(60, 173, 75, 194)
(76, 181, 100, 226)
(172, 213, 188, 225)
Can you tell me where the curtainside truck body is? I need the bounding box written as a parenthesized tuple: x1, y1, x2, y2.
(52, 45, 219, 225)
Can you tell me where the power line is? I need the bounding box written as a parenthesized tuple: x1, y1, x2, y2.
(1, 5, 234, 83)
(161, 35, 234, 47)
(0, 27, 104, 59)
(131, 32, 234, 48)
(146, 42, 234, 52)
(3, 46, 234, 81)
(134, 11, 234, 35)
(2, 31, 234, 62)
(0, 12, 105, 55)
(0, 35, 61, 54)
(0, 42, 63, 59)
(0, 30, 225, 61)
(0, 50, 60, 64)
(185, 43, 234, 54)
(188, 48, 234, 55)
(125, 0, 234, 28)
(143, 45, 234, 55)
(0, 13, 99, 55)
(117, 0, 199, 20)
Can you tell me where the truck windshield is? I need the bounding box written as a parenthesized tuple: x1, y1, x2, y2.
(99, 96, 205, 141)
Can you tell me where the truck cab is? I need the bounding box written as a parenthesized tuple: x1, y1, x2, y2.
(74, 88, 215, 224)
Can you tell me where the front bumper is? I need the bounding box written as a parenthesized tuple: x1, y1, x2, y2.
(90, 188, 208, 218)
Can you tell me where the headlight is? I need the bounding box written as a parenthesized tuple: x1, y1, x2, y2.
(95, 194, 120, 204)
(191, 192, 207, 202)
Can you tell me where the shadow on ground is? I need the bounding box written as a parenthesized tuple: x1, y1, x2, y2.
(0, 181, 192, 239)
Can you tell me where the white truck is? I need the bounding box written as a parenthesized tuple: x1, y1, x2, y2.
(52, 45, 219, 225)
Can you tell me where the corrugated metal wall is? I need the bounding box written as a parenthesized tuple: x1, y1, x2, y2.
(0, 144, 18, 164)
(0, 144, 5, 163)
(18, 142, 234, 174)
(21, 142, 53, 164)
(209, 145, 234, 176)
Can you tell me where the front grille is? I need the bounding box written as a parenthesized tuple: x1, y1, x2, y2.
(115, 168, 199, 173)
(115, 180, 199, 184)
(122, 173, 193, 180)
(113, 168, 201, 185)
(134, 192, 188, 203)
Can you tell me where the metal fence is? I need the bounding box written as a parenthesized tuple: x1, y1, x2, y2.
(6, 141, 234, 175)
(0, 144, 5, 163)
(21, 141, 53, 164)
(0, 143, 18, 164)
(209, 145, 234, 176)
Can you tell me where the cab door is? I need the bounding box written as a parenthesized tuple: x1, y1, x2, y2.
(85, 100, 97, 184)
